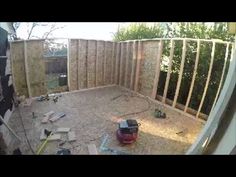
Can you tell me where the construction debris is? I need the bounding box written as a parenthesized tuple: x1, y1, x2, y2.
(41, 111, 55, 123)
(53, 96, 59, 103)
(56, 148, 71, 155)
(154, 109, 166, 119)
(44, 111, 55, 117)
(48, 134, 61, 141)
(32, 112, 37, 119)
(37, 94, 50, 101)
(22, 98, 32, 107)
(56, 127, 70, 133)
(49, 113, 66, 122)
(88, 144, 98, 155)
(100, 134, 128, 155)
(68, 131, 76, 142)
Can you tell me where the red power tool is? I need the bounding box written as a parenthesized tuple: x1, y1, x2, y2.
(116, 119, 140, 144)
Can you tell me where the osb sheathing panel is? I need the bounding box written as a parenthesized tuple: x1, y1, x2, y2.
(78, 39, 88, 89)
(111, 42, 116, 84)
(130, 42, 138, 90)
(115, 43, 121, 85)
(96, 41, 105, 86)
(124, 42, 133, 88)
(26, 40, 46, 97)
(119, 42, 127, 86)
(68, 39, 78, 91)
(10, 42, 28, 97)
(139, 41, 160, 97)
(104, 42, 113, 85)
(87, 40, 96, 88)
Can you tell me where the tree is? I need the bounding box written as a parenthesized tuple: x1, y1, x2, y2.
(12, 22, 65, 40)
(113, 23, 234, 115)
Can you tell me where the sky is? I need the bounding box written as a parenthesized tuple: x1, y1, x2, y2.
(16, 22, 147, 40)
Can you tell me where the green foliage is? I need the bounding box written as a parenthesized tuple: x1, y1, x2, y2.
(113, 23, 234, 115)
(113, 23, 165, 41)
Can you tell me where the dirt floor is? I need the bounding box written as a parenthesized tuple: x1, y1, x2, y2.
(7, 85, 204, 155)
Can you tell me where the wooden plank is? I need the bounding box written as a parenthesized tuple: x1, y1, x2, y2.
(196, 41, 216, 118)
(88, 144, 98, 155)
(87, 40, 96, 88)
(184, 40, 201, 112)
(210, 43, 230, 113)
(134, 41, 142, 92)
(172, 39, 187, 107)
(85, 40, 88, 88)
(103, 42, 107, 84)
(115, 43, 120, 85)
(43, 111, 55, 117)
(49, 113, 66, 122)
(104, 42, 112, 85)
(95, 41, 98, 86)
(68, 131, 76, 142)
(77, 40, 80, 89)
(124, 42, 130, 88)
(24, 41, 32, 97)
(162, 40, 175, 103)
(119, 42, 124, 86)
(130, 41, 137, 90)
(48, 134, 61, 141)
(111, 42, 115, 84)
(151, 40, 164, 99)
(78, 40, 87, 89)
(56, 127, 71, 133)
(96, 41, 105, 86)
(68, 39, 78, 91)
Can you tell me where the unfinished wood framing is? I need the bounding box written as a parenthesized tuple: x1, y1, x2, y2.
(25, 40, 46, 97)
(103, 41, 107, 84)
(134, 41, 142, 92)
(76, 40, 80, 89)
(95, 41, 98, 87)
(105, 42, 113, 85)
(115, 43, 120, 85)
(162, 40, 175, 103)
(23, 41, 32, 97)
(124, 42, 130, 88)
(68, 39, 78, 91)
(10, 41, 28, 97)
(184, 40, 201, 112)
(85, 40, 88, 88)
(10, 38, 232, 122)
(196, 41, 216, 118)
(77, 39, 87, 89)
(130, 41, 137, 90)
(96, 41, 105, 86)
(151, 40, 164, 99)
(119, 42, 124, 86)
(210, 43, 230, 112)
(111, 42, 115, 84)
(87, 40, 96, 88)
(172, 39, 187, 107)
